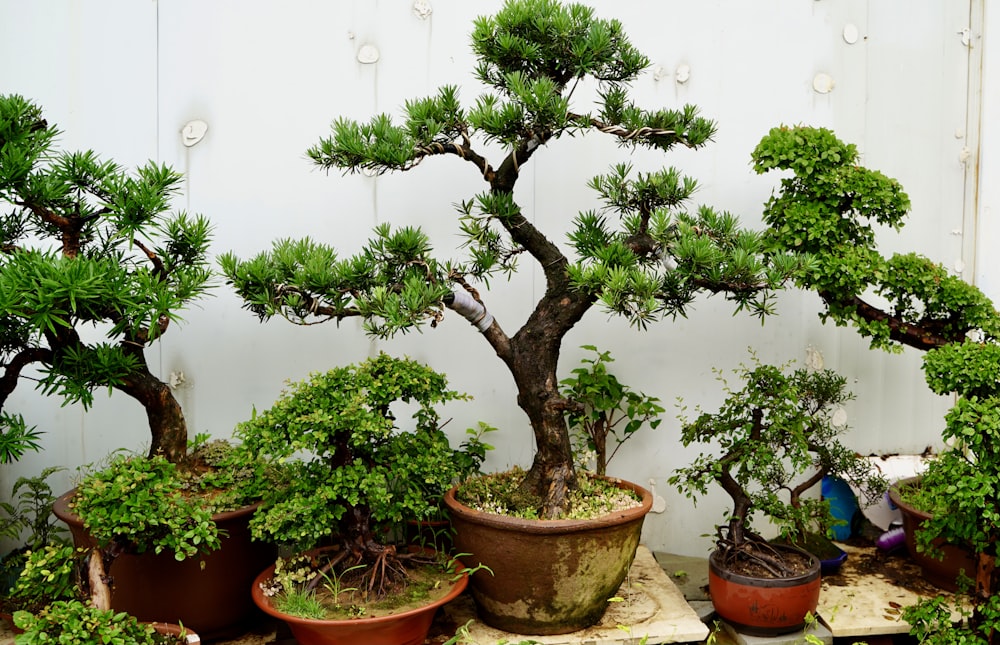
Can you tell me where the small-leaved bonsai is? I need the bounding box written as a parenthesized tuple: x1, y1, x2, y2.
(221, 0, 801, 518)
(753, 125, 1000, 643)
(0, 93, 213, 464)
(236, 353, 475, 610)
(669, 358, 886, 576)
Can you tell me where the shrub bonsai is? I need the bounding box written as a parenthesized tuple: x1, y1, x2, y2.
(222, 0, 800, 518)
(753, 125, 1000, 643)
(236, 353, 474, 605)
(0, 93, 213, 464)
(669, 358, 886, 575)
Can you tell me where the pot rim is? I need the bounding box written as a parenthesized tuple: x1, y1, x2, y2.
(52, 489, 264, 526)
(443, 474, 653, 535)
(250, 545, 468, 627)
(887, 476, 933, 521)
(709, 544, 821, 588)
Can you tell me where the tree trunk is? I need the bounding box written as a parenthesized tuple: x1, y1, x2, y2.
(116, 349, 188, 464)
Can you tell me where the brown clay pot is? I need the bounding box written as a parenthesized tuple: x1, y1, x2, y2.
(443, 476, 652, 635)
(250, 546, 468, 645)
(53, 490, 275, 641)
(708, 544, 821, 636)
(149, 621, 201, 644)
(888, 476, 978, 592)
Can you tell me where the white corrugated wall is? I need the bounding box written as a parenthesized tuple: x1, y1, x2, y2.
(0, 0, 993, 557)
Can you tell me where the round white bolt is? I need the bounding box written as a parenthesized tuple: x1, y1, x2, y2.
(675, 64, 691, 84)
(412, 0, 432, 19)
(843, 24, 859, 44)
(357, 44, 380, 64)
(181, 120, 208, 147)
(813, 73, 835, 94)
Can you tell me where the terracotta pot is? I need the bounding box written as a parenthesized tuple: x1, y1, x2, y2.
(251, 546, 468, 645)
(443, 476, 652, 635)
(149, 621, 201, 644)
(888, 476, 978, 592)
(708, 544, 821, 636)
(53, 490, 276, 641)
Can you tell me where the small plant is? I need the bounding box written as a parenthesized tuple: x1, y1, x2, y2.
(3, 544, 87, 615)
(238, 353, 477, 614)
(13, 600, 190, 645)
(560, 345, 664, 476)
(669, 357, 886, 574)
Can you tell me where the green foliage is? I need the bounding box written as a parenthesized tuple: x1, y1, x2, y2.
(236, 353, 474, 549)
(669, 357, 886, 544)
(560, 345, 663, 475)
(903, 593, 994, 645)
(0, 466, 66, 550)
(6, 544, 88, 614)
(13, 600, 184, 645)
(0, 413, 42, 463)
(71, 454, 221, 560)
(753, 125, 998, 351)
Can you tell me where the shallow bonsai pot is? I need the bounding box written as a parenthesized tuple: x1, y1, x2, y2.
(443, 476, 652, 635)
(53, 490, 275, 641)
(149, 622, 201, 644)
(708, 544, 821, 636)
(250, 546, 468, 645)
(888, 476, 977, 592)
(820, 547, 848, 575)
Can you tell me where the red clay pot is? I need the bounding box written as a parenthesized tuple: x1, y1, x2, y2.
(443, 476, 652, 635)
(250, 546, 468, 645)
(708, 545, 821, 636)
(888, 477, 978, 592)
(53, 490, 275, 641)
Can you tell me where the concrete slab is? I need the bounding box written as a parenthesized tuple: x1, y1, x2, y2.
(652, 552, 711, 602)
(442, 546, 710, 644)
(817, 544, 965, 639)
(721, 620, 832, 645)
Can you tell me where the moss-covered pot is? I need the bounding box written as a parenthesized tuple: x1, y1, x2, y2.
(443, 476, 652, 635)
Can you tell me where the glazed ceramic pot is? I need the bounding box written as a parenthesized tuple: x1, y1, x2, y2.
(443, 476, 652, 635)
(53, 491, 275, 641)
(888, 477, 977, 592)
(250, 546, 468, 645)
(708, 544, 821, 636)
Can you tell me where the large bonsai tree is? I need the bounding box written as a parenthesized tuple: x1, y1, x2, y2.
(753, 125, 1000, 643)
(0, 94, 213, 464)
(222, 0, 799, 517)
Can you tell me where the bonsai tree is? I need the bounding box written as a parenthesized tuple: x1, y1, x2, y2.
(753, 125, 1000, 642)
(235, 353, 474, 596)
(222, 0, 800, 517)
(0, 93, 213, 464)
(669, 358, 886, 575)
(560, 345, 664, 476)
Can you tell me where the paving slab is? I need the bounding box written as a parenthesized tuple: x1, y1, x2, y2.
(721, 620, 832, 645)
(442, 546, 710, 644)
(817, 543, 965, 639)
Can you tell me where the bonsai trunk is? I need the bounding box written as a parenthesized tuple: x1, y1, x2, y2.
(116, 352, 188, 464)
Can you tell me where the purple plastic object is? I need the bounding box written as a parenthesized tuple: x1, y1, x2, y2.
(876, 526, 906, 552)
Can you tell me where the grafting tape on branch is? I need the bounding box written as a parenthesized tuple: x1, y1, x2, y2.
(443, 290, 493, 332)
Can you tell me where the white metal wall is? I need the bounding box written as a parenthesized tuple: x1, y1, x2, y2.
(0, 0, 990, 557)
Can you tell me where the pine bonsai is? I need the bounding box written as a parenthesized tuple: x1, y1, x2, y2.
(754, 125, 1000, 643)
(0, 94, 213, 464)
(222, 0, 800, 517)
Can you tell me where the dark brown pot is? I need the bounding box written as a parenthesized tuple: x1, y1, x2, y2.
(708, 545, 821, 636)
(53, 490, 276, 641)
(250, 545, 468, 645)
(888, 476, 978, 592)
(443, 476, 652, 635)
